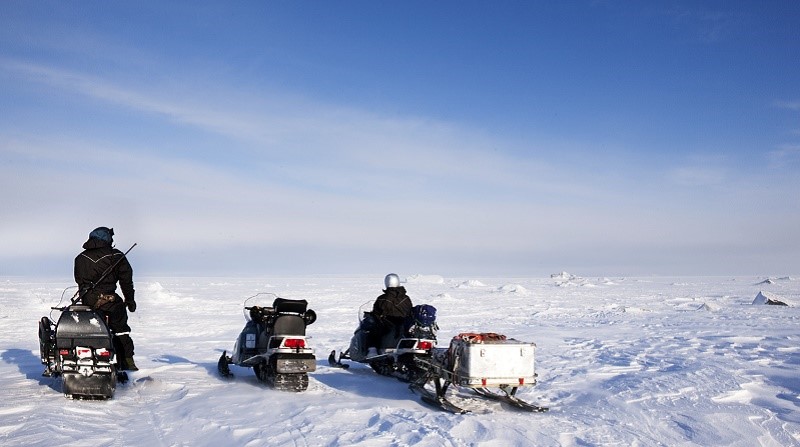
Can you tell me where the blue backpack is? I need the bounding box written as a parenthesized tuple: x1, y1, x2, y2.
(412, 304, 437, 327)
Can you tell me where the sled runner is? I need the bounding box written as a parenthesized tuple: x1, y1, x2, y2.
(218, 293, 317, 391)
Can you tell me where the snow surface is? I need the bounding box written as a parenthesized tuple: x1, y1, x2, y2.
(1, 275, 799, 446)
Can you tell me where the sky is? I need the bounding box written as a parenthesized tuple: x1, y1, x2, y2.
(1, 1, 799, 278)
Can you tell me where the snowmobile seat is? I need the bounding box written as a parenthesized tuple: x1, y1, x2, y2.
(272, 298, 308, 315)
(55, 308, 114, 349)
(272, 315, 306, 336)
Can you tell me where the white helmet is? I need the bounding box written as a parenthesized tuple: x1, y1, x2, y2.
(384, 273, 401, 288)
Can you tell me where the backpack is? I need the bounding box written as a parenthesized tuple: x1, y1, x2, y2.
(412, 304, 437, 327)
(405, 304, 438, 340)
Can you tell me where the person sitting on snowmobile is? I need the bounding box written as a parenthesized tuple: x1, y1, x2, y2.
(367, 273, 413, 355)
(74, 227, 138, 371)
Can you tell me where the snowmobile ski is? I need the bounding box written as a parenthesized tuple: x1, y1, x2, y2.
(327, 350, 350, 369)
(217, 351, 234, 378)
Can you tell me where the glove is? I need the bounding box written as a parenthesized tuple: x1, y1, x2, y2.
(126, 299, 137, 312)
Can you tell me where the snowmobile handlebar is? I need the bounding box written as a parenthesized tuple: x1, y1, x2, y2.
(245, 305, 272, 311)
(247, 305, 317, 326)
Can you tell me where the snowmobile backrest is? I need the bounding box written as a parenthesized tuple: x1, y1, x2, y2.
(272, 315, 306, 336)
(272, 298, 308, 315)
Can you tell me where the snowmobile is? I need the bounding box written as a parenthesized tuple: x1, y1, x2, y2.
(328, 302, 438, 383)
(39, 286, 123, 399)
(218, 293, 317, 392)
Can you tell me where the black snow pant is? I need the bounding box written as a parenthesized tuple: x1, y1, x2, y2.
(368, 316, 406, 349)
(96, 295, 135, 367)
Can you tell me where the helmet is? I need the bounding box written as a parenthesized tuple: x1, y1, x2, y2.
(89, 227, 114, 243)
(384, 273, 401, 288)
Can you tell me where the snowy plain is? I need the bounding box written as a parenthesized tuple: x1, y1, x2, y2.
(1, 273, 798, 446)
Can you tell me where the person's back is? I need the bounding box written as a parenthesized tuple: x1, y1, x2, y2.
(369, 273, 413, 352)
(75, 236, 134, 307)
(373, 286, 413, 320)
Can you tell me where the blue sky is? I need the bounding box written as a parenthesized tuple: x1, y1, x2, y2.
(1, 1, 799, 277)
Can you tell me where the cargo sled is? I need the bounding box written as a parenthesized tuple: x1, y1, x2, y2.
(410, 332, 549, 414)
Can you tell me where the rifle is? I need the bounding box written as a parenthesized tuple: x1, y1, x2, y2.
(73, 243, 137, 305)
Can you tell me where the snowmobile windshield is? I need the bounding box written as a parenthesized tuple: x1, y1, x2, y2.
(49, 286, 79, 319)
(357, 300, 375, 323)
(242, 292, 281, 322)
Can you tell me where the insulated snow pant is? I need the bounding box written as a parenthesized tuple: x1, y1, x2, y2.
(96, 295, 135, 361)
(369, 316, 406, 349)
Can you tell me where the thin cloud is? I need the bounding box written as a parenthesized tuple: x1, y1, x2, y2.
(1, 58, 619, 206)
(666, 166, 726, 187)
(767, 145, 800, 169)
(774, 100, 800, 111)
(655, 4, 741, 43)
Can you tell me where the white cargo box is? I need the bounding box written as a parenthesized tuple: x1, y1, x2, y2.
(448, 337, 537, 387)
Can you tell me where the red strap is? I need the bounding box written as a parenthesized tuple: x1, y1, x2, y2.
(453, 332, 507, 343)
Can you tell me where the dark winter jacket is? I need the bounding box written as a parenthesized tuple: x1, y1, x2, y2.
(372, 286, 413, 320)
(74, 238, 134, 305)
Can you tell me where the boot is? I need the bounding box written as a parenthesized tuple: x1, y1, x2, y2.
(125, 357, 139, 371)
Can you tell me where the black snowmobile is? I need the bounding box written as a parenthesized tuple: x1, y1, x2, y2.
(218, 293, 317, 391)
(39, 286, 124, 399)
(329, 301, 438, 383)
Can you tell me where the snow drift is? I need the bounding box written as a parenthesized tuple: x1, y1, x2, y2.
(752, 290, 790, 306)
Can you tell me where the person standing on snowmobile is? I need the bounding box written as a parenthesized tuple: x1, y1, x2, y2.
(368, 273, 413, 354)
(74, 227, 138, 371)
